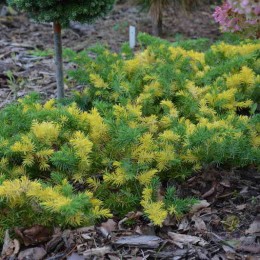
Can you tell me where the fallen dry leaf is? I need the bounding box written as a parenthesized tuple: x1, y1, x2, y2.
(98, 226, 111, 239)
(101, 219, 118, 233)
(210, 214, 221, 226)
(236, 204, 247, 211)
(168, 232, 208, 248)
(202, 184, 216, 198)
(190, 200, 210, 214)
(178, 217, 190, 232)
(81, 233, 92, 240)
(239, 186, 249, 195)
(75, 226, 95, 233)
(192, 216, 207, 233)
(163, 214, 177, 226)
(1, 230, 20, 259)
(15, 225, 52, 246)
(135, 224, 156, 236)
(126, 211, 143, 219)
(245, 216, 260, 235)
(18, 247, 46, 260)
(220, 179, 231, 188)
(134, 226, 143, 235)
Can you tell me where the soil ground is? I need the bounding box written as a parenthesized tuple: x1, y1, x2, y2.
(0, 1, 259, 259)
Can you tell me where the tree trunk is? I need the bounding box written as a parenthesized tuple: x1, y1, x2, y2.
(53, 22, 64, 99)
(152, 10, 163, 37)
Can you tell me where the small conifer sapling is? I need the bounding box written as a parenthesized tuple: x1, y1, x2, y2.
(136, 0, 199, 37)
(8, 0, 115, 99)
(137, 0, 169, 36)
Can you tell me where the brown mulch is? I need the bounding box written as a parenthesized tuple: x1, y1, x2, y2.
(1, 167, 259, 259)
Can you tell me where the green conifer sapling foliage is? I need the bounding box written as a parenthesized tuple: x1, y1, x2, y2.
(7, 0, 115, 99)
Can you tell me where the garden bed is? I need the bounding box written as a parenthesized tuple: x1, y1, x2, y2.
(0, 1, 259, 259)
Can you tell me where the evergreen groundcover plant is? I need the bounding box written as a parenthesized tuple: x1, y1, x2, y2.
(0, 34, 259, 241)
(7, 0, 115, 99)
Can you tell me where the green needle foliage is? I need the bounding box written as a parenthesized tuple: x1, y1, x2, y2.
(7, 0, 115, 99)
(0, 36, 259, 241)
(7, 0, 115, 27)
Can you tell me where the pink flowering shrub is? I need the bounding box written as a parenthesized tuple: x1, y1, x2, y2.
(213, 0, 259, 38)
(228, 0, 260, 18)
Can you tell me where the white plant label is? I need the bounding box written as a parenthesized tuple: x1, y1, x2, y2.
(129, 26, 136, 49)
